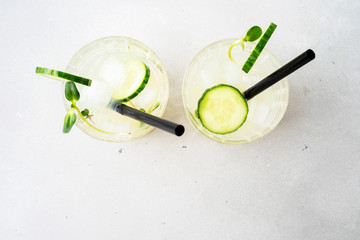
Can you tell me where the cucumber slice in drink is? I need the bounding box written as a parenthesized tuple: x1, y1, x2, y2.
(242, 22, 277, 73)
(197, 84, 248, 134)
(35, 67, 92, 86)
(111, 60, 150, 103)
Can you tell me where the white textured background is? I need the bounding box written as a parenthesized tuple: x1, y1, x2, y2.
(1, 0, 359, 239)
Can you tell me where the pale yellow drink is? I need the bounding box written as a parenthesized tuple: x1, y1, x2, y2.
(64, 37, 169, 142)
(182, 39, 289, 144)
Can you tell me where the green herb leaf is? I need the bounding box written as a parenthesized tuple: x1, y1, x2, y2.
(63, 110, 77, 133)
(81, 108, 90, 116)
(149, 102, 160, 113)
(138, 108, 146, 127)
(244, 26, 262, 42)
(228, 25, 262, 63)
(65, 82, 80, 102)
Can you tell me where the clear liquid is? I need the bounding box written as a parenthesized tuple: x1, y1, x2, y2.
(65, 37, 168, 142)
(183, 39, 289, 144)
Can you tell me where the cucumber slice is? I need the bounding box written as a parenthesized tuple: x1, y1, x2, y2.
(242, 22, 277, 73)
(197, 84, 248, 134)
(35, 67, 92, 86)
(111, 60, 150, 103)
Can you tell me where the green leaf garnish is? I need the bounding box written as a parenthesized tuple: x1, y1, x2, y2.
(81, 108, 90, 116)
(228, 25, 263, 62)
(62, 83, 125, 135)
(138, 102, 160, 128)
(244, 26, 262, 42)
(138, 108, 146, 127)
(228, 23, 277, 73)
(65, 82, 80, 102)
(242, 22, 277, 73)
(63, 110, 77, 133)
(36, 66, 131, 135)
(81, 108, 93, 119)
(149, 102, 160, 113)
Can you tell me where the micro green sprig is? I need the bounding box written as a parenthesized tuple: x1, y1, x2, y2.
(138, 102, 160, 128)
(228, 26, 262, 64)
(63, 82, 80, 133)
(228, 23, 277, 73)
(63, 82, 112, 134)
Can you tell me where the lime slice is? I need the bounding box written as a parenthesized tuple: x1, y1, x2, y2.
(35, 67, 92, 86)
(111, 59, 150, 103)
(242, 22, 277, 73)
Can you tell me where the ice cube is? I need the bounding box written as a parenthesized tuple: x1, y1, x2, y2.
(131, 85, 158, 109)
(96, 54, 126, 89)
(223, 62, 242, 86)
(252, 102, 269, 123)
(242, 75, 263, 86)
(78, 80, 113, 112)
(246, 99, 257, 119)
(200, 58, 222, 87)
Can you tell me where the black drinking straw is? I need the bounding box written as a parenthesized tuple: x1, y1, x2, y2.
(115, 104, 185, 137)
(243, 49, 315, 100)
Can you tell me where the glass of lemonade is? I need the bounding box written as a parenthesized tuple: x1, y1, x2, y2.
(182, 39, 289, 144)
(64, 36, 169, 142)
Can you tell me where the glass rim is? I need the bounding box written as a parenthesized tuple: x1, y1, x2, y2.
(182, 38, 289, 145)
(64, 36, 169, 142)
